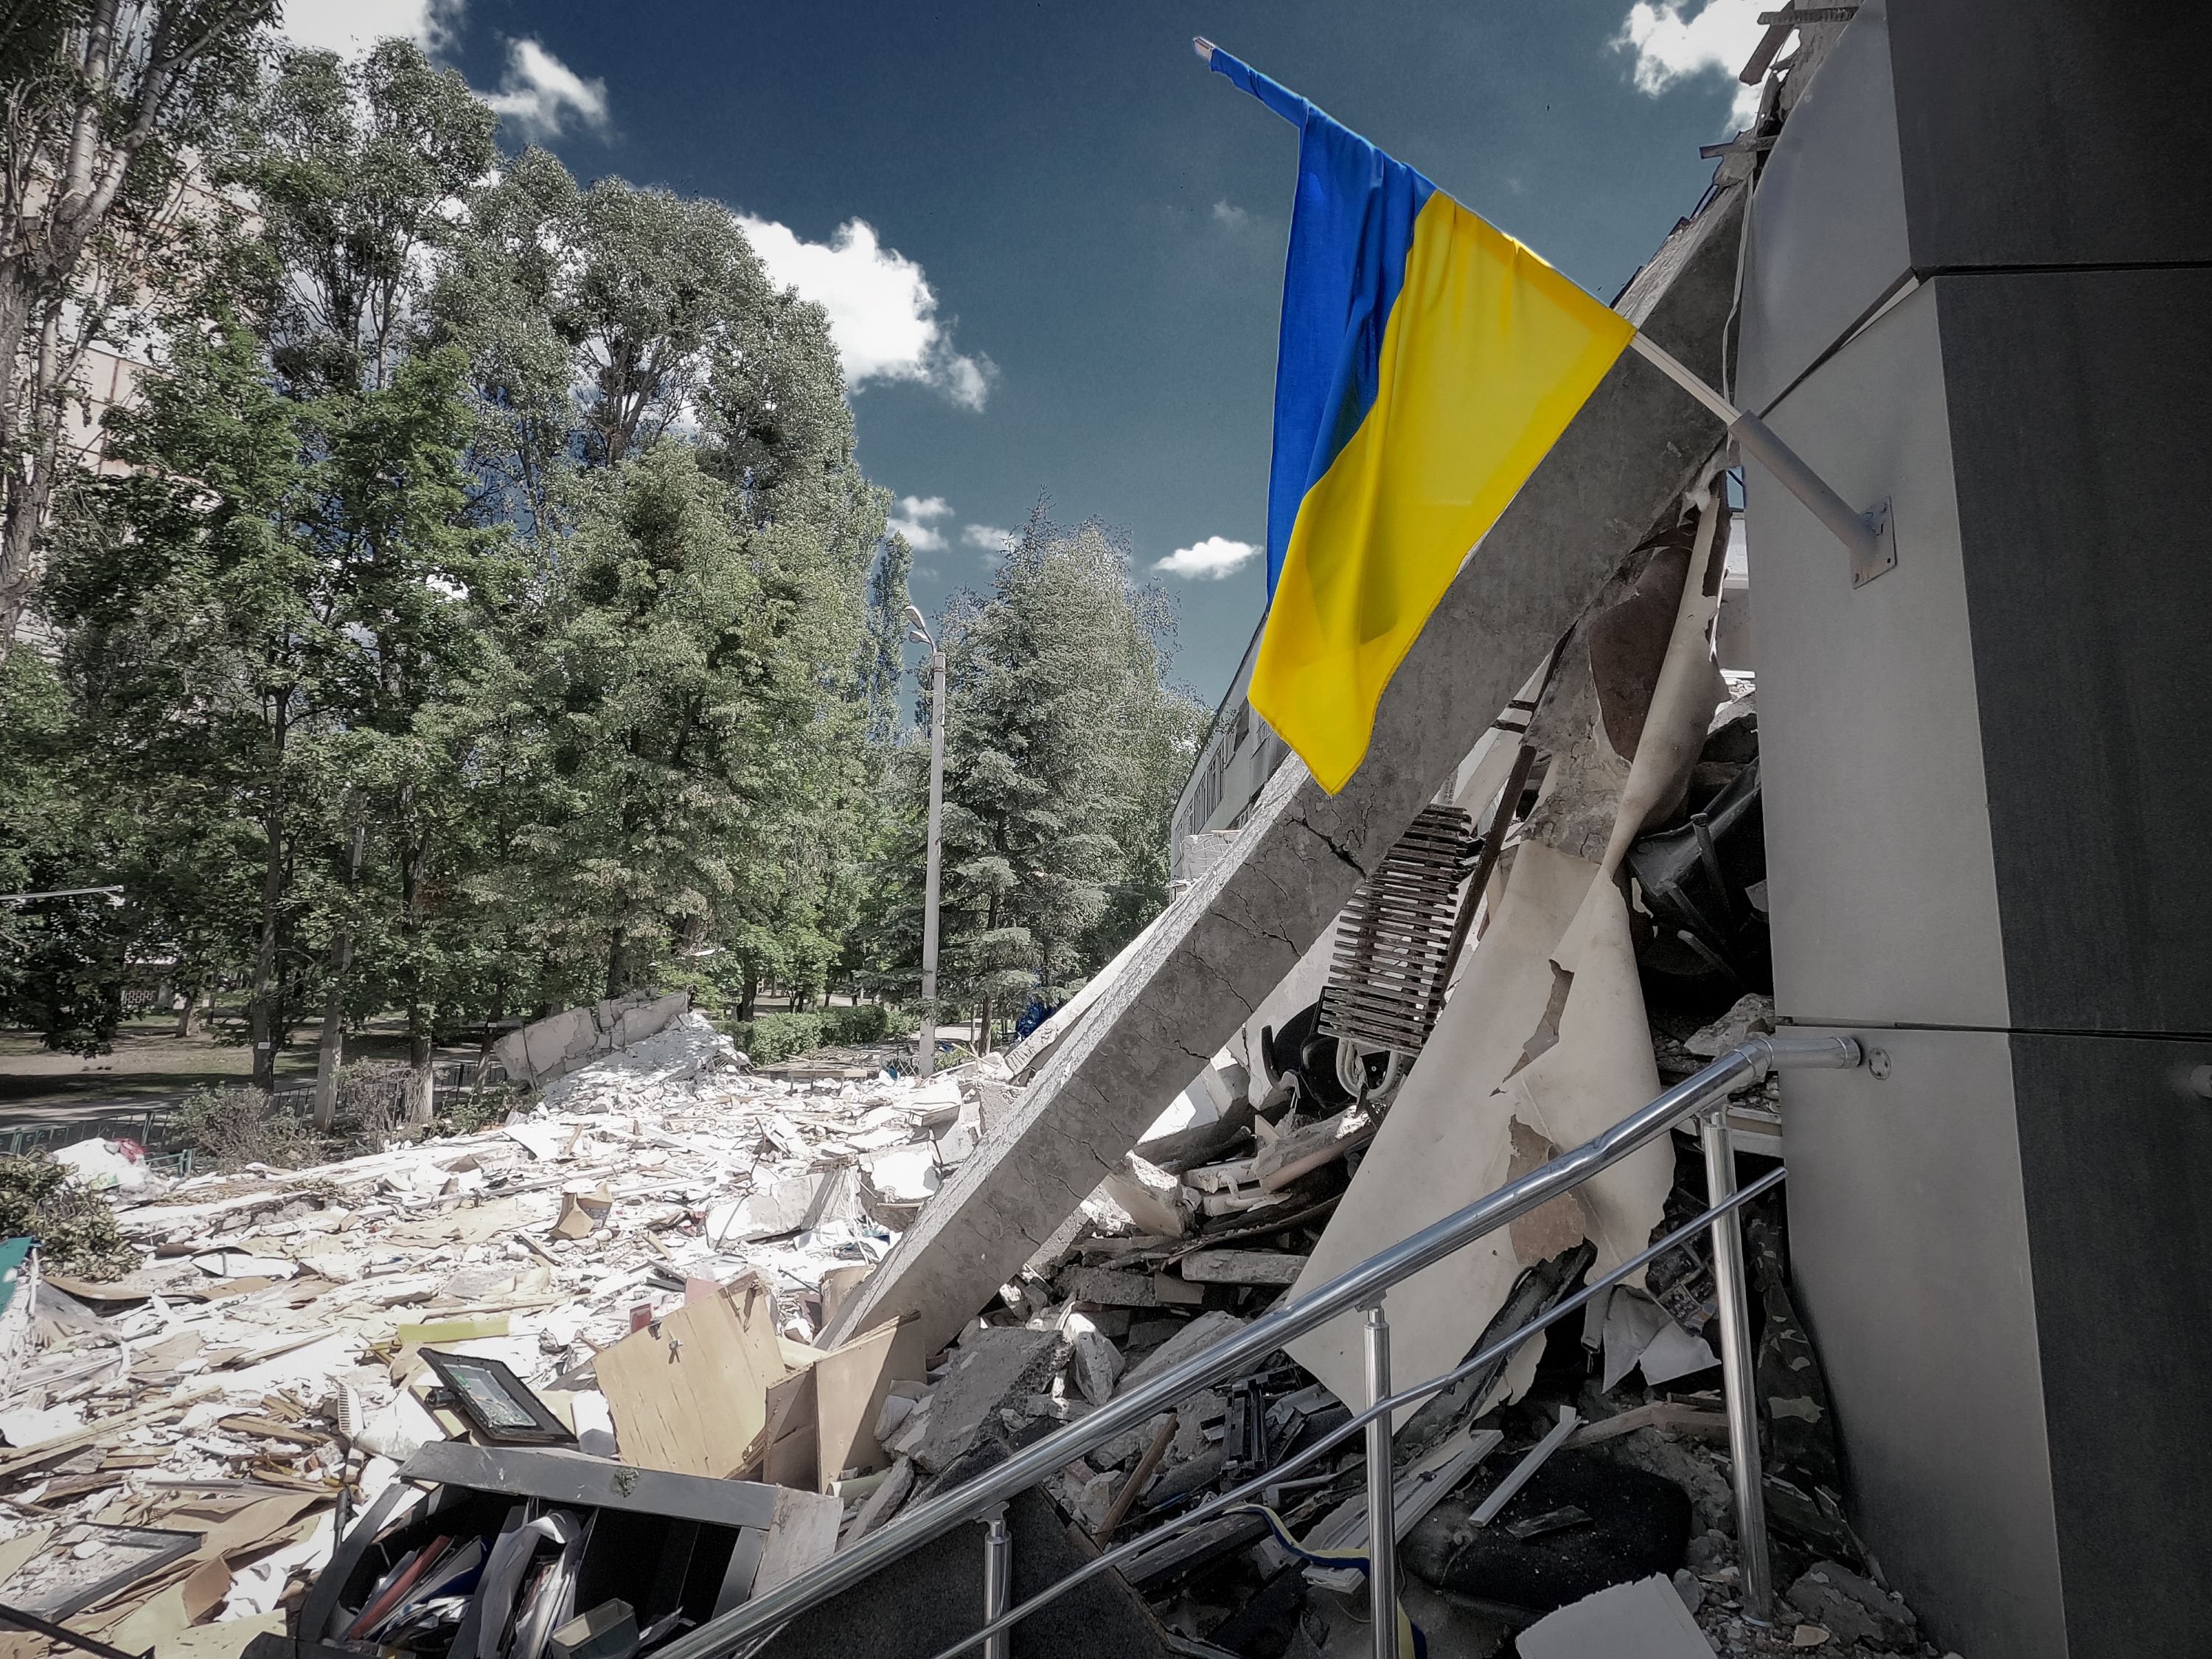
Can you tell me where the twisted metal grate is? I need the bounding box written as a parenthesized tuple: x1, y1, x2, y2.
(1316, 804, 1480, 1063)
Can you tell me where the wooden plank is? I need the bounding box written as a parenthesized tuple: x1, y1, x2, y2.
(595, 1284, 786, 1481)
(397, 1441, 782, 1529)
(1562, 1399, 1728, 1447)
(810, 1321, 902, 1490)
(0, 1381, 223, 1472)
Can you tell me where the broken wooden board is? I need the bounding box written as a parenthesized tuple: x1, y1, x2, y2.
(811, 1320, 903, 1490)
(594, 1280, 787, 1479)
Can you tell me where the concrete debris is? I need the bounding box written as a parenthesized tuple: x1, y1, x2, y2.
(0, 1013, 1019, 1653)
(902, 1326, 1068, 1475)
(493, 990, 695, 1091)
(1683, 992, 1776, 1059)
(1517, 1573, 1716, 1658)
(1787, 1560, 1920, 1652)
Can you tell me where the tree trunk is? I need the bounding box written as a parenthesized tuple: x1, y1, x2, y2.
(405, 1005, 434, 1124)
(0, 293, 60, 661)
(173, 978, 201, 1037)
(978, 992, 993, 1055)
(313, 819, 366, 1130)
(738, 961, 757, 1022)
(605, 928, 625, 1001)
(248, 692, 288, 1091)
(397, 799, 434, 1124)
(310, 963, 347, 1130)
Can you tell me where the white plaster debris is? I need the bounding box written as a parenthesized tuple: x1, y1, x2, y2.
(0, 1020, 1002, 1646)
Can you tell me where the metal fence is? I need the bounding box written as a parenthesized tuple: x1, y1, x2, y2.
(0, 1054, 507, 1179)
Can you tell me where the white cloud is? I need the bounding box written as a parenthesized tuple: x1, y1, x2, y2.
(1615, 0, 1767, 128)
(1211, 201, 1251, 231)
(737, 215, 995, 410)
(483, 38, 609, 143)
(888, 495, 951, 551)
(1154, 535, 1259, 581)
(961, 524, 1014, 554)
(278, 0, 460, 58)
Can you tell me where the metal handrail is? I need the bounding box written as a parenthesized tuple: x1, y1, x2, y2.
(653, 1033, 1861, 1659)
(922, 1166, 1791, 1659)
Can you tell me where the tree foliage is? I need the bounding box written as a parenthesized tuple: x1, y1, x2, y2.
(859, 509, 1204, 1044)
(2, 28, 1203, 1082)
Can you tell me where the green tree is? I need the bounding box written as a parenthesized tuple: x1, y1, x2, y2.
(0, 650, 126, 1051)
(860, 532, 914, 745)
(874, 509, 1203, 1048)
(43, 313, 319, 1084)
(522, 445, 806, 997)
(0, 0, 277, 659)
(241, 38, 498, 396)
(431, 159, 888, 1019)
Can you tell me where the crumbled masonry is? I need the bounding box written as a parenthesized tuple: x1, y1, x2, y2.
(0, 947, 1954, 1659)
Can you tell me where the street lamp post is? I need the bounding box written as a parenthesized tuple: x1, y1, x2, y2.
(907, 608, 947, 1077)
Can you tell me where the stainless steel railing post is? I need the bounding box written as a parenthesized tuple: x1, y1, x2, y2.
(981, 1503, 1011, 1659)
(1363, 1304, 1399, 1659)
(1702, 1104, 1773, 1622)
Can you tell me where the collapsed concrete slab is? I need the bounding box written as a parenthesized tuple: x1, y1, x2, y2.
(823, 185, 1745, 1358)
(493, 989, 692, 1088)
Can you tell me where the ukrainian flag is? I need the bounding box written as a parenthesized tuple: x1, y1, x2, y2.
(1211, 46, 1634, 793)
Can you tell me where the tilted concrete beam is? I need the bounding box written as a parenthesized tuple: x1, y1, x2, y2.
(826, 187, 1745, 1358)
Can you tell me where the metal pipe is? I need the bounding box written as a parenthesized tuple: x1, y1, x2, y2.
(980, 1505, 1011, 1659)
(919, 1168, 1791, 1659)
(1702, 1106, 1774, 1621)
(1725, 410, 1884, 575)
(1625, 331, 1885, 574)
(1363, 1307, 1399, 1659)
(648, 1038, 1856, 1659)
(919, 644, 947, 1076)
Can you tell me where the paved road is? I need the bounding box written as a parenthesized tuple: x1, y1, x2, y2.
(0, 1092, 184, 1127)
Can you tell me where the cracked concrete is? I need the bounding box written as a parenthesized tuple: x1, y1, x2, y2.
(821, 185, 1745, 1360)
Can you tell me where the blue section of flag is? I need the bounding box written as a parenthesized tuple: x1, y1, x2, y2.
(1208, 48, 1436, 596)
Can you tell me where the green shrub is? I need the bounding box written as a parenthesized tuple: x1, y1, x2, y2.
(174, 1083, 330, 1172)
(173, 1061, 413, 1171)
(724, 1003, 903, 1065)
(0, 1155, 134, 1277)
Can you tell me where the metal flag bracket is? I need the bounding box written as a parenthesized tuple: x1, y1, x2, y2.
(1628, 333, 1896, 589)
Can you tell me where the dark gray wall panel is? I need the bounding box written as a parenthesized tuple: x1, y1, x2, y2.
(2010, 1031, 2212, 1659)
(1888, 0, 2212, 270)
(1734, 0, 1909, 412)
(1938, 268, 2212, 1035)
(1781, 1026, 2064, 1658)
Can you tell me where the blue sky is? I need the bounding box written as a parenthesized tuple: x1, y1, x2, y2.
(282, 1, 1771, 706)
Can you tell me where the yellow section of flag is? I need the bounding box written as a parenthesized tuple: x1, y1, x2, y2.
(1248, 194, 1633, 793)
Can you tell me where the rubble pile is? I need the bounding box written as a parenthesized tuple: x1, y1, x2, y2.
(0, 979, 1961, 1659)
(0, 1012, 1006, 1659)
(0, 726, 1957, 1659)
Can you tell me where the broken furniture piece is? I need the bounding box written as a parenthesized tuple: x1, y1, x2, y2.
(295, 1441, 835, 1659)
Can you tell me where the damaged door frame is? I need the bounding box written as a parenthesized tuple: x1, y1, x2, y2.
(651, 1034, 1863, 1659)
